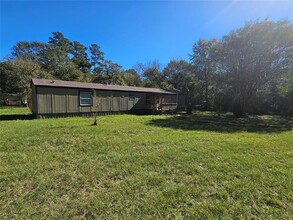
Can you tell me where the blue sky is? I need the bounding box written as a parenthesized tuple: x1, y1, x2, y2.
(1, 0, 292, 69)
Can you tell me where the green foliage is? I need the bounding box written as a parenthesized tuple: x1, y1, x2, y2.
(142, 61, 164, 87)
(11, 41, 47, 61)
(190, 39, 218, 110)
(112, 73, 126, 86)
(1, 32, 131, 96)
(121, 69, 142, 86)
(189, 19, 293, 116)
(190, 39, 218, 73)
(0, 108, 292, 219)
(0, 58, 52, 99)
(143, 80, 159, 88)
(40, 47, 83, 81)
(218, 20, 293, 116)
(93, 60, 123, 85)
(71, 41, 91, 74)
(89, 43, 104, 73)
(162, 59, 193, 91)
(48, 32, 73, 53)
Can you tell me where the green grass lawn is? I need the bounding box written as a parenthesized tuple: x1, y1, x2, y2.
(0, 106, 31, 115)
(0, 107, 292, 219)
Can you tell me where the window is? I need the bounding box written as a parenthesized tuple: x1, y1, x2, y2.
(129, 96, 135, 101)
(80, 91, 92, 106)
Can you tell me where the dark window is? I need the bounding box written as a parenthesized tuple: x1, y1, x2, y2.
(80, 91, 92, 106)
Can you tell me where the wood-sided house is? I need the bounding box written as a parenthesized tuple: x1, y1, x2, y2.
(31, 78, 186, 118)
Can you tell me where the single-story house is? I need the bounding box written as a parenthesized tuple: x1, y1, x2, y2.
(31, 78, 186, 118)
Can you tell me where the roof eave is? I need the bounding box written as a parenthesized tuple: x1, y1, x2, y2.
(33, 84, 176, 95)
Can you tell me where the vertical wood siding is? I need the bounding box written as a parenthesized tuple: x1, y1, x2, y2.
(67, 89, 79, 113)
(112, 96, 120, 111)
(53, 89, 67, 113)
(36, 87, 153, 115)
(120, 96, 128, 111)
(37, 87, 53, 114)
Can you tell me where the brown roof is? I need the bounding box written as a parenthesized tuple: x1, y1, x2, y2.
(31, 78, 177, 95)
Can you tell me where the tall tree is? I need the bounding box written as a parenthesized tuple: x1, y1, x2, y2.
(219, 20, 293, 116)
(89, 44, 104, 73)
(190, 39, 218, 110)
(11, 41, 47, 61)
(142, 60, 165, 88)
(71, 41, 91, 74)
(39, 46, 83, 81)
(0, 58, 52, 100)
(45, 33, 85, 81)
(93, 60, 122, 84)
(163, 59, 193, 92)
(121, 69, 142, 86)
(48, 32, 73, 53)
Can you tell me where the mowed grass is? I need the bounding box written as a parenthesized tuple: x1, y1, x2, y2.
(0, 106, 31, 115)
(0, 107, 292, 219)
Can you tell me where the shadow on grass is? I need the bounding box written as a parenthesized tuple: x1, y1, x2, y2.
(148, 113, 293, 133)
(0, 114, 34, 121)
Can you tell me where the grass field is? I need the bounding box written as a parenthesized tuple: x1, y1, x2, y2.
(0, 107, 292, 219)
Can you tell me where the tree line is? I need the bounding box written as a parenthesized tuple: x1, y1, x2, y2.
(1, 19, 292, 116)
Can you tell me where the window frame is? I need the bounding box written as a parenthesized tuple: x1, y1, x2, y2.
(79, 91, 93, 107)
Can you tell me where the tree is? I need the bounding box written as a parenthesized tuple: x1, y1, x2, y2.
(102, 60, 122, 80)
(11, 41, 47, 61)
(89, 44, 104, 73)
(71, 41, 91, 74)
(1, 31, 125, 104)
(142, 60, 165, 88)
(0, 58, 52, 100)
(40, 46, 83, 81)
(48, 32, 73, 53)
(190, 39, 218, 110)
(93, 60, 122, 84)
(219, 20, 293, 116)
(133, 62, 145, 76)
(163, 59, 193, 92)
(121, 69, 142, 86)
(43, 33, 87, 81)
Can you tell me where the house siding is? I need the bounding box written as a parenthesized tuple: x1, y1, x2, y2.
(31, 85, 37, 116)
(35, 86, 150, 117)
(37, 87, 53, 114)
